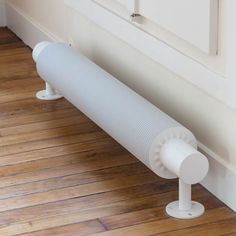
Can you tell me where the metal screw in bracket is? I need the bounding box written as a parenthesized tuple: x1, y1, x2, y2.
(130, 13, 141, 18)
(130, 13, 142, 23)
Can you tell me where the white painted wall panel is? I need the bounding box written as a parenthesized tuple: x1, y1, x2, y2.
(139, 0, 218, 54)
(0, 0, 6, 26)
(116, 0, 218, 54)
(116, 0, 137, 12)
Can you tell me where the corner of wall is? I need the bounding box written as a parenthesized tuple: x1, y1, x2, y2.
(0, 0, 6, 26)
(5, 1, 63, 48)
(199, 143, 236, 212)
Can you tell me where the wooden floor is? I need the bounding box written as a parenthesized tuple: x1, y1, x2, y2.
(0, 27, 236, 236)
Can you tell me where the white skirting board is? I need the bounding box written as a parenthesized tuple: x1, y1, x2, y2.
(200, 144, 236, 212)
(5, 1, 236, 212)
(5, 2, 62, 48)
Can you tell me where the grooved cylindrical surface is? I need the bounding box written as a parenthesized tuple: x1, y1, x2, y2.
(35, 43, 204, 179)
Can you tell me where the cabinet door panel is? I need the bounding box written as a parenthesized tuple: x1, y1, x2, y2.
(115, 0, 137, 12)
(139, 0, 218, 54)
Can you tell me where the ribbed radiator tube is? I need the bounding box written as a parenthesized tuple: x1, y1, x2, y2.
(34, 42, 209, 219)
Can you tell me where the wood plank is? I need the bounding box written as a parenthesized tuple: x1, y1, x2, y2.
(0, 136, 120, 167)
(0, 98, 73, 120)
(155, 218, 236, 236)
(88, 208, 235, 236)
(0, 90, 39, 104)
(0, 41, 25, 50)
(0, 162, 148, 200)
(19, 220, 106, 236)
(0, 122, 99, 147)
(0, 184, 214, 234)
(0, 145, 127, 178)
(0, 151, 136, 188)
(0, 183, 177, 234)
(0, 131, 107, 157)
(0, 114, 89, 137)
(0, 172, 159, 212)
(0, 182, 176, 227)
(222, 233, 236, 236)
(0, 193, 224, 236)
(0, 48, 34, 63)
(0, 77, 42, 91)
(0, 108, 80, 128)
(99, 195, 224, 231)
(0, 59, 37, 81)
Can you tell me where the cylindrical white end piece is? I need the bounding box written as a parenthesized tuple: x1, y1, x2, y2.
(33, 41, 51, 62)
(160, 139, 209, 184)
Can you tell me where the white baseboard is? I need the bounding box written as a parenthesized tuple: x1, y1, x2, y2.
(5, 1, 63, 48)
(5, 1, 236, 212)
(200, 143, 236, 212)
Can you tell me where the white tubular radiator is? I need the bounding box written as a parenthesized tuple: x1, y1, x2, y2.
(33, 42, 209, 219)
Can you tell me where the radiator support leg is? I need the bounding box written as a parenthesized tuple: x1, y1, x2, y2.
(36, 82, 63, 100)
(166, 179, 204, 219)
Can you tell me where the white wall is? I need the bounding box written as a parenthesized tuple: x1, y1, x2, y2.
(5, 0, 236, 209)
(0, 0, 6, 26)
(8, 0, 67, 41)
